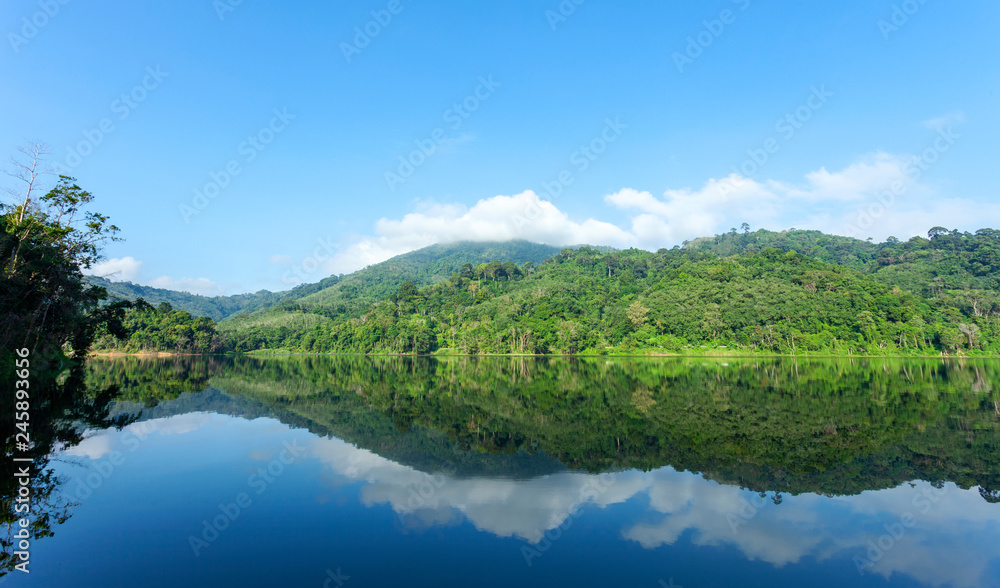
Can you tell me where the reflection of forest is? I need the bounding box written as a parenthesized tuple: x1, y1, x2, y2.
(1, 364, 138, 576)
(87, 355, 1000, 496)
(4, 355, 999, 575)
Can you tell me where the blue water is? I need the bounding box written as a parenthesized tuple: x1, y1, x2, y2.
(8, 411, 997, 588)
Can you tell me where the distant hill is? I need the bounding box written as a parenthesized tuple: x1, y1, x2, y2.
(685, 227, 1000, 301)
(218, 240, 564, 335)
(85, 276, 282, 322)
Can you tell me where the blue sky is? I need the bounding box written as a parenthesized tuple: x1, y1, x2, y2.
(3, 0, 998, 295)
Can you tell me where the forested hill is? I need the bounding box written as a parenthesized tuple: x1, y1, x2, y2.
(685, 228, 877, 270)
(287, 240, 564, 308)
(686, 227, 1000, 298)
(213, 241, 564, 339)
(193, 229, 1000, 356)
(93, 228, 1000, 356)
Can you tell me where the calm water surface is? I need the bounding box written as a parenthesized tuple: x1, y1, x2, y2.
(4, 356, 1000, 587)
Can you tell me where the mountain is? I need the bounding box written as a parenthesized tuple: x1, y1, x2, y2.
(85, 275, 281, 322)
(94, 229, 1000, 357)
(209, 231, 1000, 356)
(290, 240, 564, 308)
(216, 240, 564, 339)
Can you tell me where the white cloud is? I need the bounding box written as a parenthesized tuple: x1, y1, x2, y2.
(309, 435, 644, 542)
(839, 198, 1000, 241)
(606, 152, 944, 247)
(62, 433, 116, 460)
(131, 413, 213, 436)
(82, 256, 143, 281)
(61, 413, 212, 460)
(322, 151, 1000, 274)
(789, 152, 915, 202)
(148, 275, 225, 297)
(606, 175, 780, 246)
(81, 256, 228, 296)
(622, 477, 1000, 587)
(321, 190, 633, 274)
(923, 110, 965, 132)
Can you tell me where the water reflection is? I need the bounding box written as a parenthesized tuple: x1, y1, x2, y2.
(4, 355, 999, 587)
(44, 410, 1000, 587)
(305, 428, 1000, 587)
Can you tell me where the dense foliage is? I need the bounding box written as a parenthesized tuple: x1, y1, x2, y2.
(1, 165, 132, 364)
(209, 232, 1000, 356)
(689, 226, 1000, 314)
(91, 302, 221, 353)
(219, 241, 562, 333)
(1, 145, 140, 575)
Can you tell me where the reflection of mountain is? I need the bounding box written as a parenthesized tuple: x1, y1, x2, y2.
(305, 434, 1000, 588)
(58, 409, 1000, 588)
(10, 356, 1000, 588)
(88, 355, 1000, 498)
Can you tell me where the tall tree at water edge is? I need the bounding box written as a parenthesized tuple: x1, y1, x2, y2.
(1, 142, 134, 366)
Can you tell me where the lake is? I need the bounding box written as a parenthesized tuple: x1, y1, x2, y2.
(4, 356, 1000, 587)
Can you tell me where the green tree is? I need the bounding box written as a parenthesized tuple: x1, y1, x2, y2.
(1, 144, 133, 363)
(398, 281, 418, 300)
(626, 300, 649, 329)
